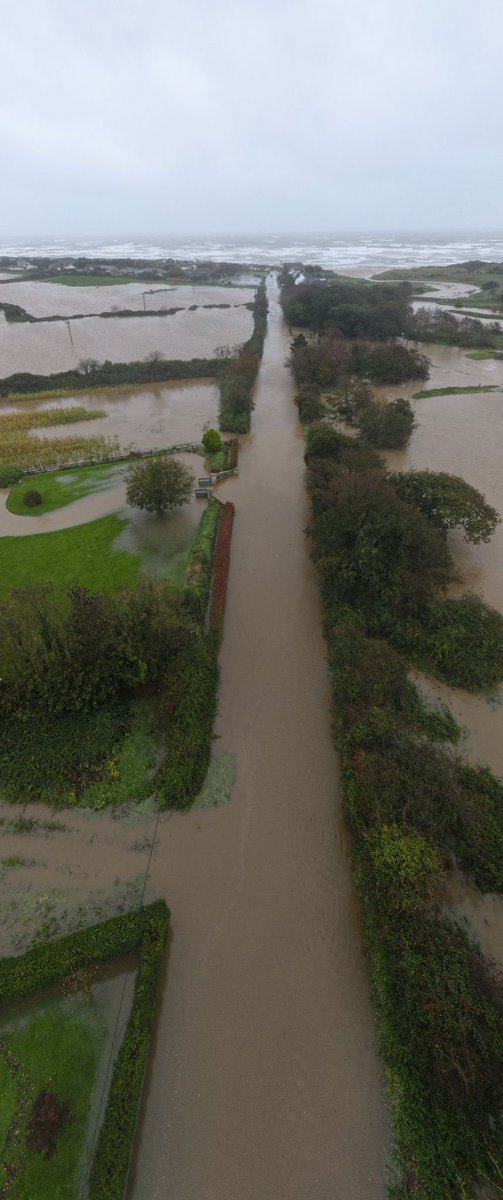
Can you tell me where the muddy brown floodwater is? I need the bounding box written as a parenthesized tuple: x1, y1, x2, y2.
(129, 277, 387, 1199)
(0, 279, 387, 1195)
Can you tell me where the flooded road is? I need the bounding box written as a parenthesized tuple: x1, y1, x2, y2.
(129, 278, 386, 1199)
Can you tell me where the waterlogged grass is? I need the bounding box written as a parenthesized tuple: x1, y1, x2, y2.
(466, 349, 503, 360)
(82, 698, 158, 811)
(0, 1003, 103, 1200)
(412, 384, 501, 399)
(0, 405, 114, 471)
(6, 462, 126, 516)
(195, 750, 235, 808)
(0, 514, 140, 595)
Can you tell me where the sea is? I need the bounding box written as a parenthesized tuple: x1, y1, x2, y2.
(1, 233, 503, 275)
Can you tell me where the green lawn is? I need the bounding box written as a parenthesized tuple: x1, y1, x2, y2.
(412, 384, 501, 399)
(0, 514, 140, 595)
(0, 1003, 104, 1200)
(7, 462, 126, 517)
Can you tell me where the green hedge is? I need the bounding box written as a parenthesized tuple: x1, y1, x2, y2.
(0, 905, 151, 1003)
(88, 901, 169, 1199)
(156, 633, 219, 809)
(183, 498, 222, 619)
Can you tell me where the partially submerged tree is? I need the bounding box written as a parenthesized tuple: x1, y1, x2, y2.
(393, 470, 500, 543)
(126, 456, 193, 515)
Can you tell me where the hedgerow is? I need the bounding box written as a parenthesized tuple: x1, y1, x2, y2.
(184, 497, 222, 619)
(87, 901, 169, 1199)
(155, 633, 219, 809)
(218, 281, 268, 432)
(300, 353, 503, 1196)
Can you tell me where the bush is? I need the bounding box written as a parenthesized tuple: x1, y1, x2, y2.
(393, 469, 500, 543)
(361, 343, 430, 384)
(23, 488, 43, 507)
(155, 634, 219, 809)
(358, 398, 415, 448)
(0, 465, 23, 487)
(202, 428, 222, 453)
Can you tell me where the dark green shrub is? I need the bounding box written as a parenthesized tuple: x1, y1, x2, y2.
(88, 902, 169, 1199)
(202, 427, 222, 453)
(400, 596, 503, 691)
(358, 398, 415, 448)
(155, 634, 219, 809)
(393, 469, 499, 543)
(0, 465, 23, 487)
(22, 488, 43, 507)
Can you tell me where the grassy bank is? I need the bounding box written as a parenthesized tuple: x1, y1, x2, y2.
(6, 462, 125, 516)
(412, 384, 501, 399)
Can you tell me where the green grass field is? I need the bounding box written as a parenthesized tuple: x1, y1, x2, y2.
(412, 384, 501, 399)
(0, 1003, 103, 1199)
(7, 462, 125, 516)
(0, 514, 140, 595)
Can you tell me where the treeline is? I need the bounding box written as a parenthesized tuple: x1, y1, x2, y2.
(411, 305, 502, 348)
(290, 336, 419, 446)
(305, 423, 503, 1196)
(280, 272, 501, 351)
(0, 354, 221, 398)
(280, 272, 413, 338)
(218, 279, 268, 432)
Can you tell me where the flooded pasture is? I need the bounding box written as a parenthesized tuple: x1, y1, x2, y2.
(0, 279, 254, 318)
(0, 304, 253, 376)
(1, 377, 218, 461)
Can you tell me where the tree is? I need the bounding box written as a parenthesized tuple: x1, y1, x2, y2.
(358, 397, 415, 448)
(202, 428, 222, 453)
(126, 456, 193, 515)
(392, 470, 500, 543)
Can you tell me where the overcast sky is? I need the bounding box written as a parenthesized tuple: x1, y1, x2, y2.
(1, 0, 502, 236)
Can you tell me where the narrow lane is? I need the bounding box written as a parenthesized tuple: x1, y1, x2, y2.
(131, 278, 387, 1199)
